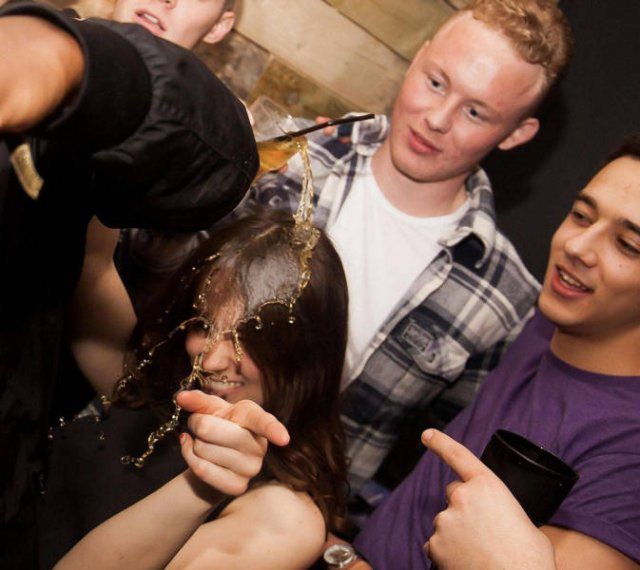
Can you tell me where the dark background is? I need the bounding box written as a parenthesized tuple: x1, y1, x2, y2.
(485, 0, 640, 281)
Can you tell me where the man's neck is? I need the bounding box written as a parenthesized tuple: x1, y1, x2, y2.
(550, 328, 640, 377)
(370, 139, 469, 218)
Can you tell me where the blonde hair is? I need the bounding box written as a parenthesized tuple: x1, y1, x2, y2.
(464, 0, 573, 87)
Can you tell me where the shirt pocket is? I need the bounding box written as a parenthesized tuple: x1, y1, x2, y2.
(398, 319, 469, 383)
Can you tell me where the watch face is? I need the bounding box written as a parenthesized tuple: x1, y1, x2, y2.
(323, 544, 356, 567)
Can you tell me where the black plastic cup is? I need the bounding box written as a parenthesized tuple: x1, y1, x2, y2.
(480, 429, 579, 526)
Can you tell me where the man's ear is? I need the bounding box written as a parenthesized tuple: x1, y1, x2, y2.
(498, 117, 540, 151)
(202, 11, 235, 45)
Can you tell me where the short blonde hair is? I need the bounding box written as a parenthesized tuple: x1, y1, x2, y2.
(465, 0, 573, 87)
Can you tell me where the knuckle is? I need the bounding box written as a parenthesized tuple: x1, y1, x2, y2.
(447, 445, 464, 465)
(225, 477, 249, 497)
(191, 438, 205, 457)
(246, 457, 263, 477)
(448, 484, 465, 505)
(426, 535, 440, 560)
(188, 413, 202, 433)
(238, 399, 259, 414)
(189, 459, 207, 480)
(190, 414, 215, 440)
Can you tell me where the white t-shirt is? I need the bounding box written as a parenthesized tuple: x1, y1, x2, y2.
(327, 160, 469, 385)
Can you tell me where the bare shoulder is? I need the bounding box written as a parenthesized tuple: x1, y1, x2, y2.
(542, 525, 639, 570)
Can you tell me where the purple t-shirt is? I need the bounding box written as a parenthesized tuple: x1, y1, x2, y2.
(355, 311, 640, 568)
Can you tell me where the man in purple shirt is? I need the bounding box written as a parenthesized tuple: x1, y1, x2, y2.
(352, 135, 640, 569)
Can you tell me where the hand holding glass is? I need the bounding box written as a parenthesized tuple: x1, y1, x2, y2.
(249, 96, 374, 180)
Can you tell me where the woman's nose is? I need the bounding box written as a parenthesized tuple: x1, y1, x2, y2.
(200, 339, 236, 372)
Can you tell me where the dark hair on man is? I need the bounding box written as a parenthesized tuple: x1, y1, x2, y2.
(117, 208, 349, 532)
(606, 133, 640, 164)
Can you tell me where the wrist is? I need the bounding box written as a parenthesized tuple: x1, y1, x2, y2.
(183, 469, 225, 512)
(323, 543, 370, 570)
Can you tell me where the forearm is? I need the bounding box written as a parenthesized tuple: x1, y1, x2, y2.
(69, 262, 136, 395)
(69, 220, 136, 395)
(0, 15, 83, 132)
(56, 470, 224, 570)
(0, 2, 151, 149)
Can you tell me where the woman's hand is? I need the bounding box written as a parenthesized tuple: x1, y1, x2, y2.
(422, 429, 556, 570)
(176, 390, 290, 496)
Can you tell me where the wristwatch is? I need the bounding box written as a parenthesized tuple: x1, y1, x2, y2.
(323, 543, 357, 568)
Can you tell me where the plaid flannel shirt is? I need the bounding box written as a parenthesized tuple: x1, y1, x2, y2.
(239, 115, 540, 492)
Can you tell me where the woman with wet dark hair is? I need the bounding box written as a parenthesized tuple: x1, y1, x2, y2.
(39, 208, 349, 569)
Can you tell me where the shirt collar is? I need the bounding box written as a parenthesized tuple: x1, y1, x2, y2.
(352, 114, 390, 155)
(438, 168, 497, 265)
(350, 115, 498, 264)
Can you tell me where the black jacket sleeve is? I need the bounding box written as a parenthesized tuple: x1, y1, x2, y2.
(2, 1, 259, 232)
(0, 1, 257, 529)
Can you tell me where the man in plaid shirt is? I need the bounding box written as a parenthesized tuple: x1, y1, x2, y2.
(240, 0, 573, 503)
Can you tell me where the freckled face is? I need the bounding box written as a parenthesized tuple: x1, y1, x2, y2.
(387, 12, 545, 184)
(539, 157, 640, 339)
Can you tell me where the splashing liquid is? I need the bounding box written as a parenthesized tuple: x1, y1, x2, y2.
(118, 141, 319, 468)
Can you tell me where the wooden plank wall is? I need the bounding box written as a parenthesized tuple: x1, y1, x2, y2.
(45, 0, 467, 118)
(203, 0, 464, 117)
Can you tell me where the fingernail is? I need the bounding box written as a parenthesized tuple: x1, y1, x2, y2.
(422, 429, 434, 442)
(179, 433, 187, 444)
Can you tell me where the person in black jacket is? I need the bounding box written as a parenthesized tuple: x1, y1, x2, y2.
(0, 2, 257, 563)
(110, 0, 243, 315)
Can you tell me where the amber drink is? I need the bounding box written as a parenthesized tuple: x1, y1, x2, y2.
(255, 136, 307, 180)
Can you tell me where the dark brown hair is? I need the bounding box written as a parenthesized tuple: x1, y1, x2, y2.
(606, 133, 640, 165)
(116, 208, 348, 532)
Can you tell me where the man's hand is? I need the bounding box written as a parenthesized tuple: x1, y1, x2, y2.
(422, 429, 556, 570)
(315, 116, 351, 144)
(176, 390, 289, 497)
(0, 16, 84, 132)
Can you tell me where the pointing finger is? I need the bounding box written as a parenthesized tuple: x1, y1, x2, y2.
(177, 391, 290, 447)
(225, 400, 290, 447)
(176, 389, 229, 415)
(422, 429, 488, 482)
